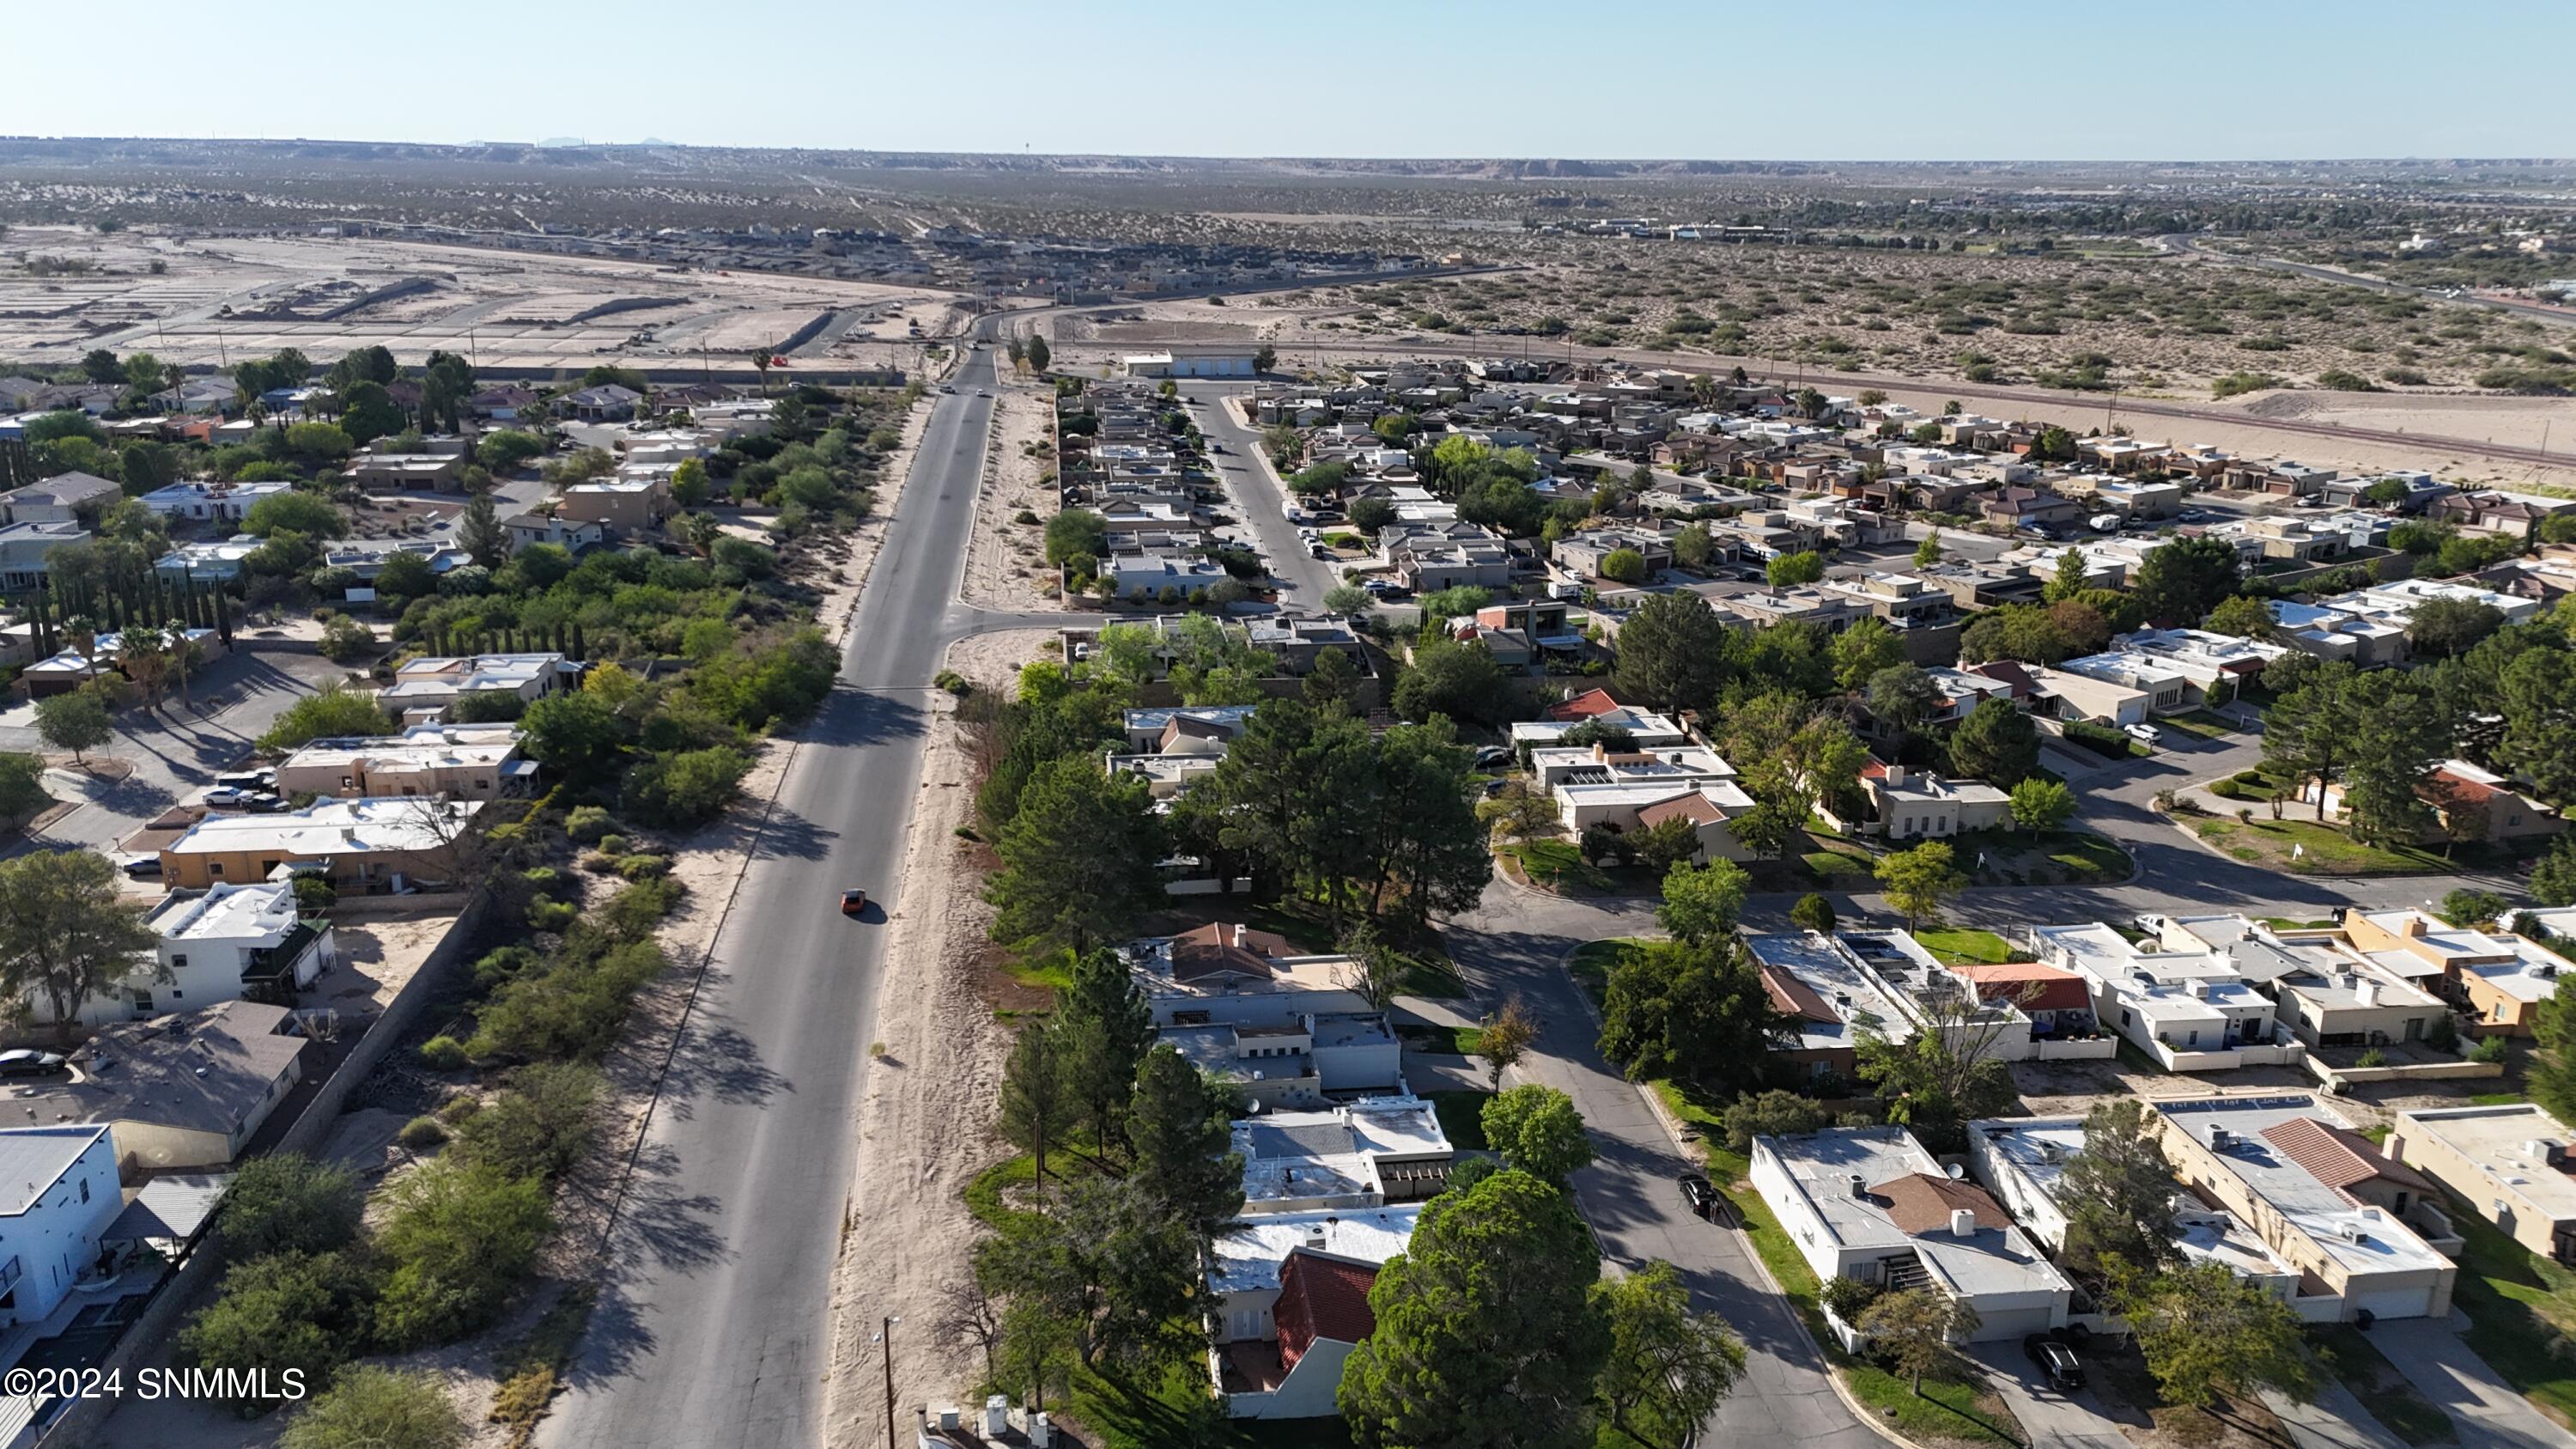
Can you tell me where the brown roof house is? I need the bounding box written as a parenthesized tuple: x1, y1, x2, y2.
(0, 1001, 309, 1171)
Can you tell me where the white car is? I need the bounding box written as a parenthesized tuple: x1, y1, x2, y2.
(2123, 722, 2161, 743)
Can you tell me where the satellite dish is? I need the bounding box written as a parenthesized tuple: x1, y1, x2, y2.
(1945, 1163, 1965, 1180)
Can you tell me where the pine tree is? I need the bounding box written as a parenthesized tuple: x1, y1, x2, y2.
(568, 622, 586, 661)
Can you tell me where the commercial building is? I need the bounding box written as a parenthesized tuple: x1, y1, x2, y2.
(1751, 1124, 2074, 1342)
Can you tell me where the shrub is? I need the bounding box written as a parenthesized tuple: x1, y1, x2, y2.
(466, 939, 666, 1062)
(2062, 720, 2132, 758)
(1820, 1275, 1886, 1324)
(615, 854, 671, 881)
(216, 1154, 366, 1259)
(2470, 1034, 2509, 1064)
(2356, 1046, 2389, 1068)
(317, 615, 377, 664)
(281, 1366, 465, 1449)
(417, 1037, 469, 1071)
(372, 1162, 553, 1348)
(563, 806, 616, 843)
(453, 1063, 601, 1181)
(595, 833, 629, 856)
(2209, 778, 2242, 801)
(2426, 1013, 2459, 1052)
(2234, 770, 2267, 785)
(526, 898, 578, 933)
(398, 1116, 450, 1150)
(934, 668, 970, 695)
(179, 1251, 376, 1416)
(623, 745, 753, 828)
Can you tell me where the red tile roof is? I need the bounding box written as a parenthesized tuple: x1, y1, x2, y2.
(1275, 1250, 1379, 1368)
(1869, 1173, 2012, 1236)
(1953, 962, 2092, 1015)
(1545, 687, 1622, 721)
(1637, 790, 1724, 828)
(2426, 766, 2502, 806)
(2257, 1117, 2436, 1199)
(1169, 922, 1293, 984)
(1759, 964, 1840, 1024)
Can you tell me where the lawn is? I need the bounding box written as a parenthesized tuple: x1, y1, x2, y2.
(2313, 1324, 2456, 1446)
(1914, 927, 2019, 966)
(2261, 917, 2338, 931)
(2470, 1092, 2526, 1106)
(1427, 1088, 1494, 1151)
(1499, 839, 1661, 897)
(1796, 828, 1879, 884)
(2442, 1188, 2576, 1422)
(1567, 938, 1649, 1011)
(1956, 829, 2133, 886)
(1396, 1022, 1483, 1056)
(2161, 709, 2241, 740)
(2185, 814, 2454, 876)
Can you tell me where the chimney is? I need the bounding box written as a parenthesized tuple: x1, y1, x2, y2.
(2358, 979, 2380, 1008)
(2403, 915, 2427, 938)
(1883, 764, 1908, 788)
(1949, 1208, 1978, 1239)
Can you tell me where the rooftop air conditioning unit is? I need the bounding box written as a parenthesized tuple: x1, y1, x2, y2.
(2209, 1126, 2233, 1150)
(1848, 1173, 1868, 1199)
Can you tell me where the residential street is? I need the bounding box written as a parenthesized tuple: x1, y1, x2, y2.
(539, 344, 1048, 1449)
(1177, 381, 1341, 607)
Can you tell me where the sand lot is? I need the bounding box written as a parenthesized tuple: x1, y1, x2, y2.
(0, 227, 968, 374)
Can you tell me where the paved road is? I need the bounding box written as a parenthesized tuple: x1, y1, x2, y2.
(2373, 1313, 2576, 1449)
(540, 348, 1013, 1449)
(1177, 381, 1341, 608)
(1445, 886, 1883, 1449)
(2162, 234, 2576, 332)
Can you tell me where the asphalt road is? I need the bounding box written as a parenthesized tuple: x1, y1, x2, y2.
(2161, 233, 2576, 332)
(539, 349, 1011, 1449)
(1178, 381, 1342, 608)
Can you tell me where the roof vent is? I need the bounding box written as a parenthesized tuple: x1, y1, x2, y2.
(1949, 1208, 1978, 1239)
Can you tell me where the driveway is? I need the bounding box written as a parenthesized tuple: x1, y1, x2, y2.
(2372, 1313, 2576, 1449)
(1966, 1341, 2130, 1449)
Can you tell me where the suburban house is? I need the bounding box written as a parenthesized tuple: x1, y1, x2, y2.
(1102, 553, 1231, 601)
(2386, 1104, 2576, 1264)
(0, 521, 88, 594)
(1979, 487, 2084, 529)
(2021, 666, 2154, 728)
(1966, 1117, 2300, 1296)
(562, 383, 643, 421)
(25, 881, 334, 1028)
(1231, 1096, 1455, 1215)
(1508, 705, 1687, 751)
(2033, 921, 2302, 1071)
(2341, 908, 2573, 1038)
(275, 723, 532, 801)
(2151, 1095, 2457, 1322)
(1747, 931, 1918, 1084)
(1553, 528, 1674, 581)
(557, 476, 674, 534)
(501, 510, 611, 556)
(157, 797, 486, 892)
(137, 480, 292, 524)
(347, 449, 469, 492)
(377, 653, 572, 724)
(2300, 759, 2563, 849)
(1213, 1233, 1412, 1421)
(1538, 743, 1753, 841)
(154, 537, 264, 584)
(1751, 1124, 2074, 1342)
(1387, 533, 1512, 593)
(2270, 581, 2539, 668)
(0, 1126, 124, 1330)
(1, 472, 120, 527)
(1121, 705, 1260, 755)
(1629, 784, 1761, 865)
(1, 1002, 311, 1172)
(1820, 762, 2010, 841)
(1130, 928, 1398, 1109)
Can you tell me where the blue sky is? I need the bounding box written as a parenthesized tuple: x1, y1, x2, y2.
(5, 0, 2567, 161)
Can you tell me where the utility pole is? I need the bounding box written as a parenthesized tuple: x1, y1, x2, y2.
(873, 1315, 901, 1449)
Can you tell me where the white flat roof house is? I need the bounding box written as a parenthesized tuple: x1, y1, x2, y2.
(2153, 1095, 2456, 1323)
(24, 881, 336, 1029)
(1750, 1125, 2073, 1342)
(1231, 1095, 1455, 1215)
(2033, 922, 2301, 1071)
(1965, 1117, 2300, 1299)
(0, 1126, 122, 1329)
(1506, 707, 1688, 750)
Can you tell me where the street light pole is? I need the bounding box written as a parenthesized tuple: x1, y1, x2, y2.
(873, 1315, 902, 1449)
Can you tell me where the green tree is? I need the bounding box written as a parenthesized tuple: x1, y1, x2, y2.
(1057, 947, 1153, 1154)
(2532, 835, 2576, 907)
(623, 745, 754, 827)
(1914, 530, 1944, 568)
(1598, 546, 1649, 585)
(280, 1366, 465, 1449)
(452, 1062, 600, 1180)
(1657, 859, 1749, 946)
(985, 757, 1164, 955)
(477, 429, 546, 472)
(1593, 1260, 1746, 1449)
(2498, 648, 2576, 805)
(1866, 663, 1942, 734)
(1722, 1088, 1831, 1153)
(1765, 550, 1825, 588)
(2119, 1261, 2318, 1411)
(179, 1251, 374, 1416)
(2202, 593, 2277, 639)
(1126, 1044, 1244, 1239)
(1323, 583, 1371, 614)
(2044, 545, 2088, 605)
(1857, 1288, 1980, 1394)
(1477, 995, 1537, 1090)
(372, 1162, 552, 1348)
(33, 689, 112, 764)
(1672, 524, 1716, 569)
(1042, 509, 1107, 568)
(1830, 616, 1905, 693)
(999, 1019, 1077, 1192)
(1949, 697, 2042, 783)
(1598, 936, 1783, 1091)
(1340, 1169, 1610, 1449)
(255, 685, 393, 754)
(1346, 496, 1397, 533)
(2008, 776, 2078, 832)
(2337, 670, 2446, 846)
(1390, 636, 1509, 727)
(336, 380, 404, 446)
(0, 752, 46, 823)
(2058, 1099, 2183, 1288)
(217, 1154, 366, 1258)
(0, 848, 161, 1032)
(1612, 591, 1732, 715)
(519, 691, 628, 788)
(1874, 840, 1964, 930)
(1024, 332, 1050, 373)
(455, 492, 505, 568)
(2407, 596, 2506, 660)
(1481, 1085, 1594, 1183)
(2131, 535, 2242, 624)
(2263, 660, 2360, 819)
(244, 491, 348, 539)
(1789, 892, 1838, 934)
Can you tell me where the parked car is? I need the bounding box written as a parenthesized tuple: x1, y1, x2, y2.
(2026, 1335, 2085, 1392)
(241, 793, 291, 813)
(1677, 1172, 1719, 1221)
(1209, 442, 1226, 454)
(202, 788, 246, 807)
(216, 770, 274, 791)
(1473, 746, 1513, 768)
(2123, 722, 2161, 743)
(0, 1050, 69, 1080)
(118, 855, 162, 880)
(1311, 544, 1332, 559)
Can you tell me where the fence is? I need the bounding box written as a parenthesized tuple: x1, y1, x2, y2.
(26, 888, 492, 1449)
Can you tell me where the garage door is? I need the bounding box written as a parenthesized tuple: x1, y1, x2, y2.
(1969, 1306, 2059, 1342)
(2351, 1285, 2435, 1322)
